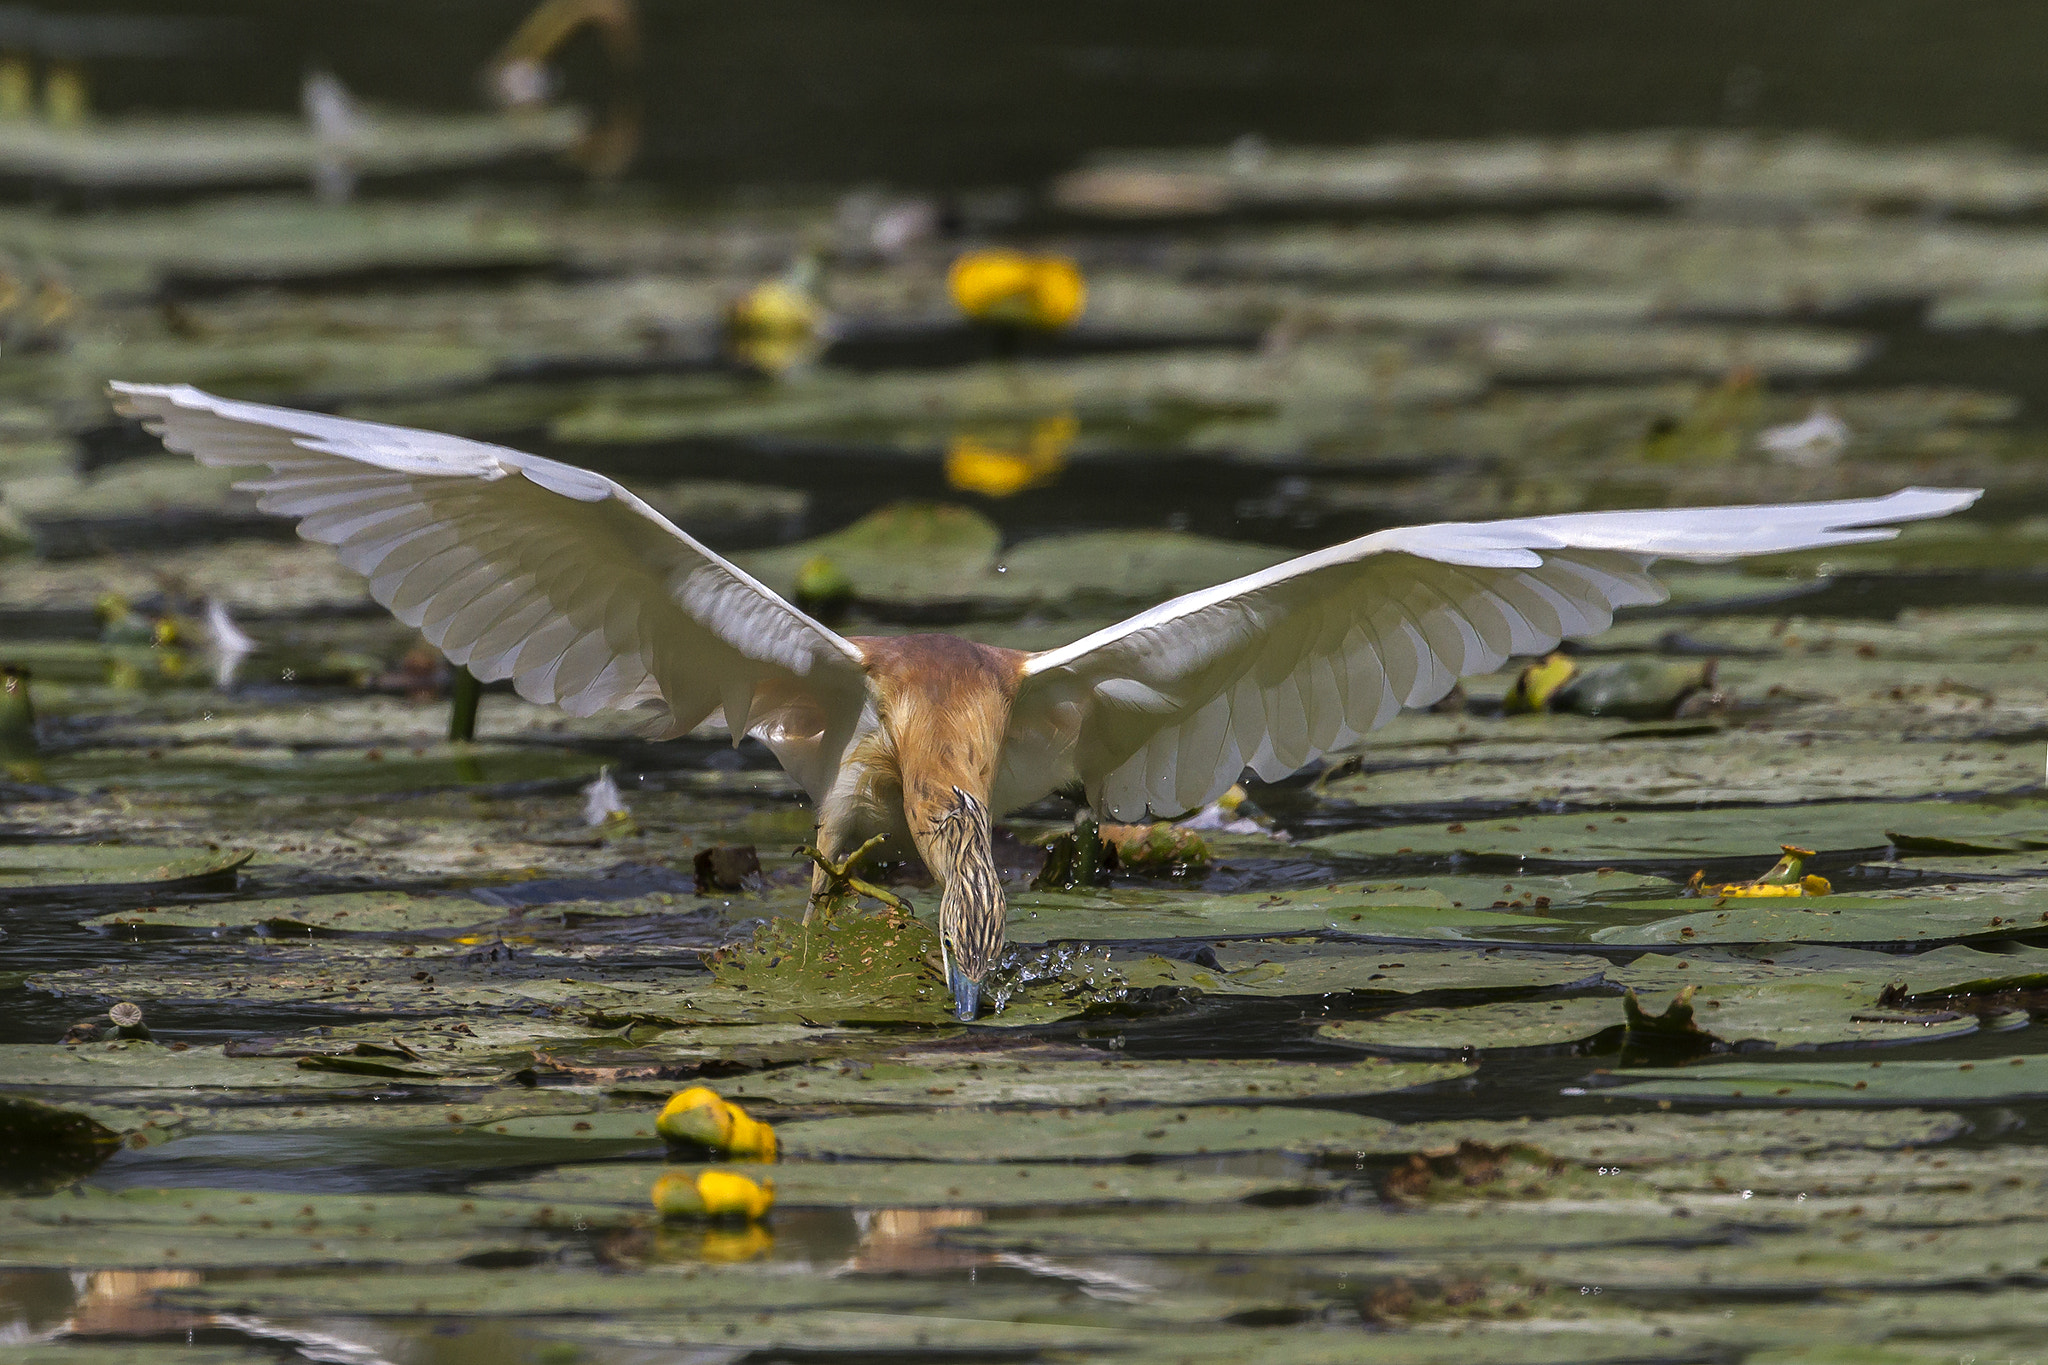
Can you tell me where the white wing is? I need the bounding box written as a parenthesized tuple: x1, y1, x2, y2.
(999, 488, 1981, 821)
(110, 382, 871, 802)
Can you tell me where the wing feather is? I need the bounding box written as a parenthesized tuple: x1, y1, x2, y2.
(1005, 489, 1982, 819)
(110, 382, 870, 803)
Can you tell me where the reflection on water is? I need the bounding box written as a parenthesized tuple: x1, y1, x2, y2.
(66, 1269, 204, 1338)
(944, 412, 1075, 498)
(844, 1206, 987, 1274)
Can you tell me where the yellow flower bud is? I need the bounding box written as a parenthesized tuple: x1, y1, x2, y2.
(655, 1086, 777, 1159)
(1504, 652, 1577, 714)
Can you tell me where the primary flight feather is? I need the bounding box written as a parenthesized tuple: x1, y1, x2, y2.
(111, 381, 1981, 1019)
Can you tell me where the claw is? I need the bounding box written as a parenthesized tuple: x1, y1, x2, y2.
(800, 835, 915, 919)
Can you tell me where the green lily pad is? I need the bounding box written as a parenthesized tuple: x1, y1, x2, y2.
(1318, 997, 1623, 1054)
(469, 1110, 667, 1144)
(0, 1041, 398, 1093)
(85, 889, 508, 936)
(80, 1091, 602, 1147)
(1329, 734, 2036, 810)
(1608, 946, 2003, 1048)
(735, 504, 1289, 617)
(1120, 944, 1611, 998)
(500, 1309, 1136, 1357)
(0, 843, 249, 891)
(778, 1105, 1406, 1161)
(0, 1186, 640, 1270)
(614, 1053, 1471, 1109)
(1309, 799, 2048, 863)
(1592, 889, 2048, 948)
(1379, 1107, 1966, 1167)
(0, 1349, 275, 1365)
(165, 1266, 969, 1317)
(705, 907, 957, 1024)
(488, 1158, 1324, 1208)
(1596, 1054, 2048, 1105)
(1008, 885, 1568, 943)
(940, 1203, 1724, 1257)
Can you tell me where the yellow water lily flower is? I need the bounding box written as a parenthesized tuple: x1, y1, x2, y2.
(1685, 845, 1830, 898)
(1503, 652, 1577, 713)
(655, 1086, 778, 1159)
(650, 1168, 777, 1222)
(948, 250, 1086, 329)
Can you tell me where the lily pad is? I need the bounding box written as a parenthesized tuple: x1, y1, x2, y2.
(1611, 952, 1983, 1049)
(1379, 1107, 1966, 1167)
(735, 504, 1288, 616)
(86, 889, 509, 936)
(488, 1158, 1323, 1208)
(940, 1203, 1727, 1257)
(1329, 734, 2036, 810)
(1008, 885, 1569, 943)
(615, 1053, 1471, 1109)
(1120, 943, 1611, 998)
(778, 1105, 1406, 1160)
(1591, 889, 2048, 949)
(1308, 798, 2048, 863)
(0, 843, 248, 891)
(1596, 1053, 2048, 1105)
(0, 1185, 639, 1270)
(0, 1041, 396, 1093)
(167, 1266, 974, 1317)
(705, 907, 958, 1024)
(1319, 997, 1622, 1055)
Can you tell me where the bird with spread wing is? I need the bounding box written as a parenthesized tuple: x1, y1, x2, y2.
(111, 382, 1980, 1020)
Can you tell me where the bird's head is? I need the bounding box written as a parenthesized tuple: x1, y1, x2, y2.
(932, 787, 1005, 1022)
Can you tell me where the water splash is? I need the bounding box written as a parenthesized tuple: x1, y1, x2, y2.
(984, 941, 1128, 1015)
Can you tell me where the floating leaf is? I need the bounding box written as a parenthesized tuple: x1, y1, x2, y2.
(1610, 947, 1993, 1048)
(1120, 943, 1610, 999)
(0, 1185, 638, 1269)
(778, 1105, 1406, 1161)
(1009, 885, 1568, 944)
(1379, 1107, 1965, 1167)
(1591, 889, 2048, 948)
(0, 1041, 394, 1093)
(489, 1158, 1324, 1209)
(1318, 997, 1622, 1055)
(1596, 1054, 2048, 1104)
(1310, 799, 2048, 863)
(0, 843, 248, 891)
(619, 1053, 1471, 1109)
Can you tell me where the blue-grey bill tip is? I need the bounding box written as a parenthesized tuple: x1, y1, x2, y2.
(948, 966, 981, 1022)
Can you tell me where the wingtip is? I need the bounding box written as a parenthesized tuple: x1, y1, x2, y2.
(106, 380, 209, 419)
(1887, 485, 1983, 509)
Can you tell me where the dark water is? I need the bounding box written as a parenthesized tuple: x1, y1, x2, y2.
(74, 0, 2048, 192)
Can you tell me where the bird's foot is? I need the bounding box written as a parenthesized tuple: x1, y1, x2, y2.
(800, 835, 915, 922)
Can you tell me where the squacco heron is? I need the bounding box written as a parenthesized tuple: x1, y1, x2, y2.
(111, 382, 1978, 1020)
